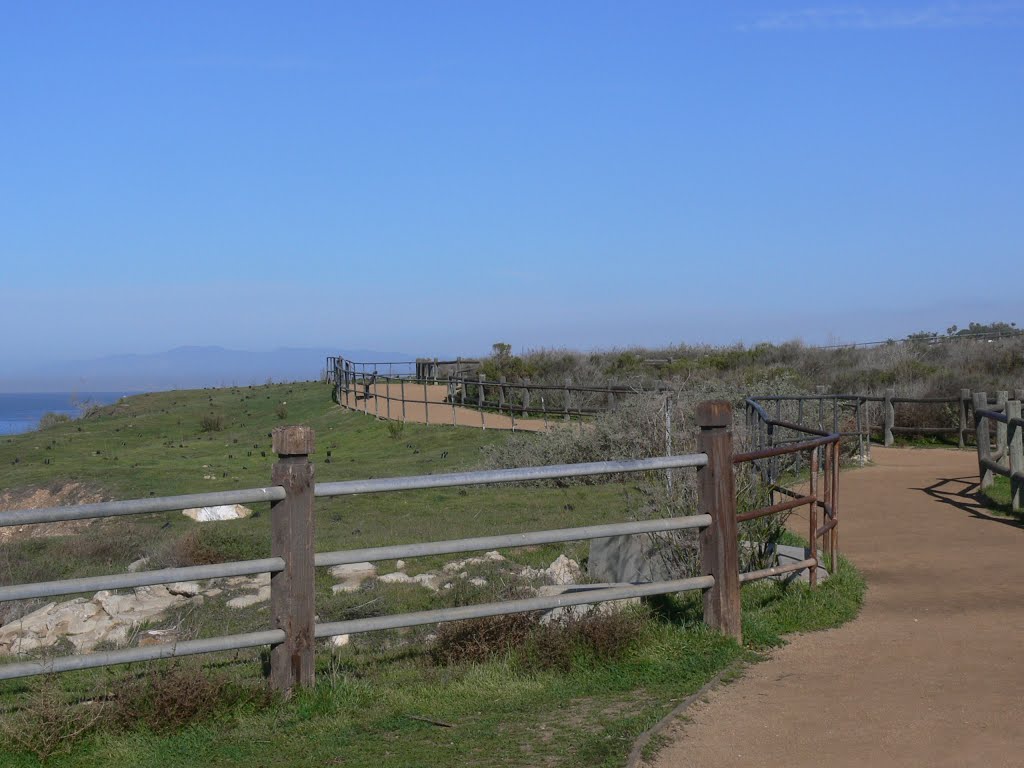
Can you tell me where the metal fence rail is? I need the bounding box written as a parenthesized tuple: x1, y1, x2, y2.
(0, 487, 285, 528)
(0, 401, 841, 692)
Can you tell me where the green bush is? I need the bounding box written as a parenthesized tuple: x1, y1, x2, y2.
(199, 412, 225, 432)
(37, 412, 71, 430)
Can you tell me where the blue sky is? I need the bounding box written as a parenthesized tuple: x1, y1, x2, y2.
(2, 1, 1022, 366)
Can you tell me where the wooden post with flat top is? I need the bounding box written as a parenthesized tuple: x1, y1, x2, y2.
(697, 401, 741, 643)
(973, 392, 993, 490)
(1008, 399, 1022, 512)
(270, 426, 316, 694)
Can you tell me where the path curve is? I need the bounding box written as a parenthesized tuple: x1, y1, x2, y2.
(648, 446, 1024, 768)
(337, 381, 551, 431)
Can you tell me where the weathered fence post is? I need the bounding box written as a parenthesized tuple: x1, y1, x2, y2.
(1008, 398, 1022, 512)
(563, 378, 571, 421)
(400, 378, 407, 423)
(855, 398, 865, 464)
(697, 401, 741, 643)
(884, 388, 895, 447)
(996, 391, 1008, 467)
(498, 376, 506, 413)
(270, 426, 316, 694)
(450, 375, 457, 426)
(477, 373, 486, 409)
(816, 385, 826, 431)
(522, 379, 531, 418)
(973, 392, 993, 490)
(959, 388, 971, 449)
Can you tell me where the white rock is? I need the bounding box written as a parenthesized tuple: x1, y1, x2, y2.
(484, 551, 505, 562)
(395, 560, 406, 570)
(328, 562, 376, 579)
(537, 584, 639, 623)
(413, 573, 442, 591)
(469, 577, 488, 587)
(168, 582, 201, 597)
(182, 504, 253, 522)
(127, 557, 150, 573)
(378, 572, 417, 585)
(0, 584, 188, 656)
(545, 555, 582, 586)
(329, 634, 350, 648)
(227, 593, 265, 609)
(328, 562, 377, 593)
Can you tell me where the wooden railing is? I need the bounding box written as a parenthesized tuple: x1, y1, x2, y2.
(0, 404, 841, 691)
(972, 391, 1023, 512)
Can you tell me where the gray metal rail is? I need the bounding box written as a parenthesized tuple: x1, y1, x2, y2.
(0, 558, 285, 602)
(0, 630, 285, 681)
(0, 486, 285, 528)
(315, 576, 716, 638)
(314, 516, 712, 568)
(314, 455, 707, 498)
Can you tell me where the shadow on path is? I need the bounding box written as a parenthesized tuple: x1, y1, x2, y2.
(914, 474, 1024, 530)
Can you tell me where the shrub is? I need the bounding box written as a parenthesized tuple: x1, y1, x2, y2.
(0, 678, 106, 760)
(519, 611, 643, 672)
(37, 412, 71, 430)
(275, 403, 288, 420)
(199, 412, 225, 432)
(430, 610, 644, 672)
(386, 421, 405, 440)
(431, 612, 539, 666)
(109, 663, 274, 734)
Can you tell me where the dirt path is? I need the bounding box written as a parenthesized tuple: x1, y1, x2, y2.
(337, 381, 551, 432)
(648, 447, 1024, 768)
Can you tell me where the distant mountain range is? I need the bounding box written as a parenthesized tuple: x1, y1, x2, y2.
(0, 346, 417, 393)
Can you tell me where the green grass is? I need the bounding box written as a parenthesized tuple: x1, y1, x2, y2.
(0, 382, 866, 766)
(980, 475, 1021, 520)
(0, 560, 864, 768)
(0, 382, 631, 583)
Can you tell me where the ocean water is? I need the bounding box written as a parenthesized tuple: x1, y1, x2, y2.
(0, 393, 133, 436)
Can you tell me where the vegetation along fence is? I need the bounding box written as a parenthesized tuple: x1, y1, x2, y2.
(328, 358, 1010, 452)
(972, 391, 1024, 511)
(745, 388, 1024, 462)
(0, 403, 840, 691)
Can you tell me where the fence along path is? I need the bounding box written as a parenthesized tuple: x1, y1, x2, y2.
(337, 379, 551, 432)
(647, 446, 1024, 768)
(0, 404, 840, 690)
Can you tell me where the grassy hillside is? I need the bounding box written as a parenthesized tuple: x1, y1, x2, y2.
(0, 382, 865, 767)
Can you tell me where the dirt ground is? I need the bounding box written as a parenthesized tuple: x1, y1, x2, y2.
(647, 446, 1024, 768)
(337, 381, 552, 432)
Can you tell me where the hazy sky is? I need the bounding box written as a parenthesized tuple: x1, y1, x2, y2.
(2, 2, 1021, 366)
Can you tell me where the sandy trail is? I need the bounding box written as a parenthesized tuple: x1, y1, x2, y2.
(648, 446, 1024, 768)
(337, 381, 552, 432)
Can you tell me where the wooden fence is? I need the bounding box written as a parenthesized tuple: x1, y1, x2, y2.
(972, 391, 1024, 511)
(0, 405, 840, 691)
(329, 357, 1018, 458)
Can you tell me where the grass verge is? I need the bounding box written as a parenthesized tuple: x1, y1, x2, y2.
(0, 381, 866, 767)
(0, 560, 864, 768)
(980, 476, 1021, 520)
